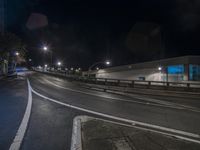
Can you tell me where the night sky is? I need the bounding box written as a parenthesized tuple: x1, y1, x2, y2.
(6, 0, 200, 70)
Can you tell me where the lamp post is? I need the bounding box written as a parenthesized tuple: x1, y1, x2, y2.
(158, 66, 163, 81)
(43, 46, 53, 68)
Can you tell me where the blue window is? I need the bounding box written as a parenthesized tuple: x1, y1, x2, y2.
(167, 65, 184, 74)
(189, 65, 200, 81)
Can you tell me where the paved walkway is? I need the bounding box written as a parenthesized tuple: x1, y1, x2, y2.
(81, 118, 200, 150)
(0, 78, 28, 150)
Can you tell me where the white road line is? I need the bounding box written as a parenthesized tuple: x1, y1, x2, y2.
(30, 84, 200, 144)
(43, 78, 200, 112)
(9, 80, 32, 150)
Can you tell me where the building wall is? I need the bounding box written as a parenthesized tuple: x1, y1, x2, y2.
(83, 56, 200, 82)
(95, 67, 188, 82)
(96, 68, 166, 81)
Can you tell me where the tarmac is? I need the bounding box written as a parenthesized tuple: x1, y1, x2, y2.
(81, 117, 200, 150)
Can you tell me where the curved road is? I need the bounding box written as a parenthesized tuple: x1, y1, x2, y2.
(3, 72, 200, 150)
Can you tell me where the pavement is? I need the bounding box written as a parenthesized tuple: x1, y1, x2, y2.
(0, 77, 28, 150)
(81, 117, 200, 150)
(1, 72, 200, 150)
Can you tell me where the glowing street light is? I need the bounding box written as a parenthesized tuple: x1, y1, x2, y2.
(96, 67, 99, 70)
(44, 64, 48, 68)
(89, 60, 111, 71)
(158, 67, 162, 71)
(105, 60, 110, 65)
(15, 52, 19, 56)
(57, 61, 61, 66)
(43, 46, 48, 51)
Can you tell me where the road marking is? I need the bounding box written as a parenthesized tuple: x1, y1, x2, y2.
(9, 80, 32, 150)
(43, 78, 200, 112)
(30, 84, 200, 144)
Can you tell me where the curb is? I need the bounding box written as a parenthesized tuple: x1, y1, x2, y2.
(71, 116, 91, 150)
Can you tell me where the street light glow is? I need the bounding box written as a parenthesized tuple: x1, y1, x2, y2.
(44, 64, 48, 67)
(57, 61, 61, 66)
(105, 61, 110, 65)
(158, 67, 162, 71)
(96, 67, 99, 70)
(15, 52, 19, 56)
(43, 46, 48, 51)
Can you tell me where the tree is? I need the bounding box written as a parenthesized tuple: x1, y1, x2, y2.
(0, 32, 26, 75)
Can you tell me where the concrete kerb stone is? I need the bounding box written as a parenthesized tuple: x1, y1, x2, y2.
(71, 116, 92, 150)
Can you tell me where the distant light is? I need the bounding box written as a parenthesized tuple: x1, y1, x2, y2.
(65, 68, 68, 71)
(71, 67, 74, 71)
(44, 64, 48, 67)
(43, 46, 48, 51)
(15, 52, 19, 56)
(158, 67, 162, 71)
(57, 61, 61, 66)
(96, 67, 99, 70)
(105, 61, 110, 65)
(29, 59, 32, 62)
(78, 68, 81, 71)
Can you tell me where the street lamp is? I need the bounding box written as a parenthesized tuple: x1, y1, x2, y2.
(43, 46, 48, 51)
(89, 60, 111, 71)
(42, 46, 53, 67)
(44, 64, 48, 68)
(15, 52, 19, 56)
(57, 61, 61, 66)
(105, 60, 110, 65)
(88, 60, 111, 77)
(158, 67, 162, 71)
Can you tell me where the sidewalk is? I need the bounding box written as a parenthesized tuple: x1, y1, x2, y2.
(73, 116, 200, 150)
(0, 78, 28, 150)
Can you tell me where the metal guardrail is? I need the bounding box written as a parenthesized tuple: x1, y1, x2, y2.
(34, 68, 200, 91)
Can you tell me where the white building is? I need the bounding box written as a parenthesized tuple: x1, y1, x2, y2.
(83, 56, 200, 82)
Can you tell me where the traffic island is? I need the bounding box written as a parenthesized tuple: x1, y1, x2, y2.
(71, 116, 200, 150)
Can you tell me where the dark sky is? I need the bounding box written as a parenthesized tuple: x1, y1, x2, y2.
(6, 0, 200, 69)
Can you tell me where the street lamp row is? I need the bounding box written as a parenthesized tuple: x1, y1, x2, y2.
(42, 45, 111, 72)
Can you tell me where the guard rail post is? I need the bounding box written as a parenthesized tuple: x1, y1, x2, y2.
(117, 80, 120, 86)
(148, 81, 151, 88)
(187, 83, 190, 88)
(131, 81, 134, 88)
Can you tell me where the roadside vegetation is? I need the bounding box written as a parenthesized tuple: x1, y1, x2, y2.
(0, 32, 26, 76)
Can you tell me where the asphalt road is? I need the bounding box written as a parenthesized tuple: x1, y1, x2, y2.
(1, 72, 200, 150)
